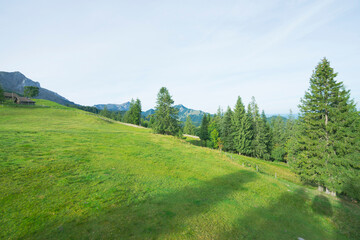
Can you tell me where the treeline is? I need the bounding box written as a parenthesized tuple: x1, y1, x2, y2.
(183, 97, 296, 162)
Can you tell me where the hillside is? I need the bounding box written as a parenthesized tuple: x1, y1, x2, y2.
(0, 100, 359, 239)
(0, 71, 74, 106)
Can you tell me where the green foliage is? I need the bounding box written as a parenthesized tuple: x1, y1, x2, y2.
(199, 114, 209, 143)
(208, 116, 221, 149)
(24, 86, 39, 98)
(123, 98, 142, 125)
(153, 87, 180, 135)
(270, 115, 286, 161)
(248, 97, 270, 159)
(183, 116, 196, 135)
(100, 106, 111, 118)
(221, 107, 235, 152)
(67, 104, 101, 114)
(232, 96, 253, 155)
(289, 58, 360, 198)
(210, 128, 219, 149)
(0, 84, 4, 102)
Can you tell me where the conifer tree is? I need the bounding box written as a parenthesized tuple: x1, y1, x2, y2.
(270, 115, 286, 161)
(221, 107, 235, 152)
(184, 116, 196, 135)
(199, 114, 209, 145)
(232, 96, 252, 155)
(124, 98, 142, 125)
(289, 58, 360, 197)
(153, 87, 180, 135)
(248, 97, 270, 159)
(261, 110, 271, 160)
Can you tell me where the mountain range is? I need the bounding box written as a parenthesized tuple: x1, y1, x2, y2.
(0, 71, 209, 126)
(0, 71, 74, 106)
(94, 103, 208, 126)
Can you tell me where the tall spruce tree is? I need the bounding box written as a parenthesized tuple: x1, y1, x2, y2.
(221, 107, 235, 152)
(232, 96, 252, 155)
(248, 97, 269, 159)
(153, 87, 180, 135)
(199, 114, 209, 145)
(270, 115, 286, 161)
(289, 58, 360, 197)
(261, 110, 271, 160)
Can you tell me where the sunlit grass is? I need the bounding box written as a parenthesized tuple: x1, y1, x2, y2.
(1, 100, 359, 239)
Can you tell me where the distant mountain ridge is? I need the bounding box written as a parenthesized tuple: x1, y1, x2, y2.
(0, 71, 74, 106)
(94, 102, 131, 112)
(94, 103, 209, 126)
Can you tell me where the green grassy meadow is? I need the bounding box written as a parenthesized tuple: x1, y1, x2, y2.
(1, 100, 359, 239)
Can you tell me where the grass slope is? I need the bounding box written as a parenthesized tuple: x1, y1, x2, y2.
(1, 100, 359, 239)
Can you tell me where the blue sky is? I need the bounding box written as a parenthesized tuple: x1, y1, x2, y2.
(1, 0, 359, 114)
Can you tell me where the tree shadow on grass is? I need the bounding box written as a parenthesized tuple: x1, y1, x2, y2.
(216, 189, 359, 240)
(25, 170, 257, 239)
(312, 194, 333, 216)
(186, 139, 202, 147)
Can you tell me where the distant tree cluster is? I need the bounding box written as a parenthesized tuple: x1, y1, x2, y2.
(196, 96, 282, 160)
(68, 104, 101, 114)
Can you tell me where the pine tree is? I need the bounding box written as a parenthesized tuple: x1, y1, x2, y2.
(153, 87, 180, 135)
(129, 98, 142, 125)
(289, 58, 360, 197)
(199, 114, 209, 145)
(270, 115, 286, 161)
(248, 97, 269, 159)
(184, 116, 196, 135)
(123, 99, 140, 124)
(221, 107, 235, 152)
(232, 96, 252, 155)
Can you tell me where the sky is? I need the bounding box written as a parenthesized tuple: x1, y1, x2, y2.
(1, 0, 359, 114)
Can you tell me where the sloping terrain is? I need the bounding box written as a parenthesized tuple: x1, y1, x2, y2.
(0, 100, 359, 239)
(0, 71, 74, 105)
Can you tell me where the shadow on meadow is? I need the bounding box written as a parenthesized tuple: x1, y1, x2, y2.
(23, 170, 360, 240)
(25, 170, 257, 239)
(216, 190, 359, 240)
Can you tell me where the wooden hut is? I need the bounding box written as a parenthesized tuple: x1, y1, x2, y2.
(16, 97, 35, 105)
(4, 92, 35, 105)
(4, 92, 20, 102)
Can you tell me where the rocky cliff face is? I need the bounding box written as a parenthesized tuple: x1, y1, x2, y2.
(0, 71, 74, 106)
